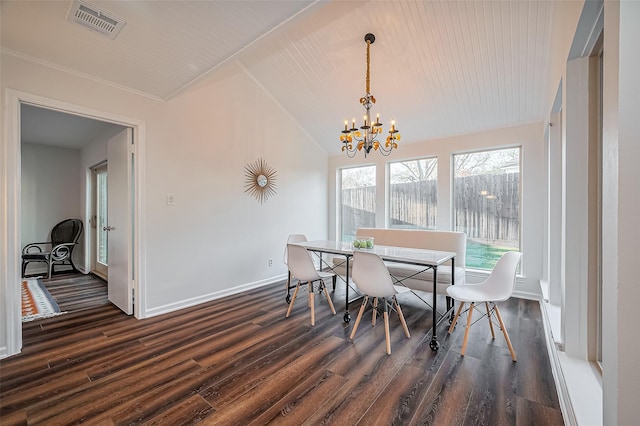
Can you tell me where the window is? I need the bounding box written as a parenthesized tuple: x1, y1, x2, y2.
(389, 157, 437, 229)
(340, 165, 376, 242)
(96, 165, 108, 267)
(453, 147, 521, 270)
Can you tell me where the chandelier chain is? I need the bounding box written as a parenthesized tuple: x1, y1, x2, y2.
(366, 39, 371, 95)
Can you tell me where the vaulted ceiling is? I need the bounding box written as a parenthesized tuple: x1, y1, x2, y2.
(1, 0, 553, 155)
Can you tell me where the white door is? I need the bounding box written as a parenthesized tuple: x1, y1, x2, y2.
(106, 128, 134, 314)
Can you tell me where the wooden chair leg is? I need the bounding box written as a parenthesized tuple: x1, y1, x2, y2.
(383, 301, 391, 355)
(461, 302, 474, 356)
(493, 303, 517, 362)
(486, 302, 495, 338)
(393, 297, 410, 338)
(286, 283, 301, 318)
(308, 282, 315, 326)
(448, 301, 465, 334)
(322, 283, 336, 314)
(372, 297, 378, 326)
(350, 296, 369, 340)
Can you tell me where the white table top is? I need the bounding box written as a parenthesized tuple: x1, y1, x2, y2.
(294, 240, 456, 267)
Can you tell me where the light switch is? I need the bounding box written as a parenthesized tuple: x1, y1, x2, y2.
(167, 193, 175, 205)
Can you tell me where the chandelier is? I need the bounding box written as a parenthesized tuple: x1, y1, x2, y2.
(340, 33, 400, 158)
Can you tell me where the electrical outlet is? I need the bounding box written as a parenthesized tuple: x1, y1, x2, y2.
(166, 193, 175, 205)
(268, 258, 273, 267)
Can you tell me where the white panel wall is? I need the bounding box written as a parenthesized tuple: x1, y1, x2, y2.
(20, 143, 82, 274)
(328, 122, 545, 296)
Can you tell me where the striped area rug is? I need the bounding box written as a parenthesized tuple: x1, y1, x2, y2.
(21, 278, 65, 322)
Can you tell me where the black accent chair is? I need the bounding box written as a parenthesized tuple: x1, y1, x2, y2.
(22, 218, 83, 278)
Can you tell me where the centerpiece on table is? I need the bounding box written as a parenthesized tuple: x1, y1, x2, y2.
(352, 236, 374, 249)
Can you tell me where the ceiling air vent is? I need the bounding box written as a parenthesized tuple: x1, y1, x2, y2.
(67, 0, 126, 40)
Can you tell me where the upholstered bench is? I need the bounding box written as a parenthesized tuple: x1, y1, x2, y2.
(332, 228, 466, 295)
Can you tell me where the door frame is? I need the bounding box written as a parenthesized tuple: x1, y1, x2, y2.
(1, 89, 147, 358)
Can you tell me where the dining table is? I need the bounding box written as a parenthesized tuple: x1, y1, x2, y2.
(293, 240, 456, 351)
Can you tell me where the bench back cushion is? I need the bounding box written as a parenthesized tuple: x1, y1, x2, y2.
(356, 228, 466, 268)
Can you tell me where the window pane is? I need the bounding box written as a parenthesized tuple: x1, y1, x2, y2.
(340, 166, 376, 242)
(96, 169, 108, 265)
(453, 148, 520, 270)
(389, 158, 437, 229)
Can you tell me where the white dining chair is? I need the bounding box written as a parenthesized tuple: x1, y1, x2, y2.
(350, 250, 411, 355)
(283, 234, 308, 303)
(446, 251, 522, 361)
(285, 244, 336, 326)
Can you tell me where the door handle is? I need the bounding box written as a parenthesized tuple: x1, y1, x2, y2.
(103, 226, 115, 231)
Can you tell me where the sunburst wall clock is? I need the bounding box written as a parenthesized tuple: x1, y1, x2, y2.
(244, 158, 277, 204)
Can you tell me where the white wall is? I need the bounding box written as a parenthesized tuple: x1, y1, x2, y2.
(1, 52, 328, 356)
(143, 63, 329, 312)
(328, 122, 545, 296)
(20, 143, 82, 274)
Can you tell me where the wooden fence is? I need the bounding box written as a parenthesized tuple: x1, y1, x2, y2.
(341, 173, 519, 244)
(389, 180, 437, 229)
(454, 173, 520, 245)
(341, 186, 375, 238)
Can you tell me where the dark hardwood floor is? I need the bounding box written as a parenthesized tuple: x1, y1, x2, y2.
(30, 272, 110, 312)
(1, 273, 563, 425)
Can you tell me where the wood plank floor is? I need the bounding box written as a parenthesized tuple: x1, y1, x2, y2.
(29, 272, 110, 312)
(1, 273, 564, 425)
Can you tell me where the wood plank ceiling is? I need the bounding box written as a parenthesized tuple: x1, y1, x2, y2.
(1, 0, 553, 155)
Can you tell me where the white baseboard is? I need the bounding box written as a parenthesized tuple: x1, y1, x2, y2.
(0, 346, 8, 360)
(144, 274, 287, 318)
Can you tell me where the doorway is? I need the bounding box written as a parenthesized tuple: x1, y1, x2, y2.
(1, 89, 146, 358)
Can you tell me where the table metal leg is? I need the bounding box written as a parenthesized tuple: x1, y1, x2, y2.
(344, 255, 351, 322)
(449, 257, 456, 318)
(429, 266, 440, 351)
(286, 271, 292, 304)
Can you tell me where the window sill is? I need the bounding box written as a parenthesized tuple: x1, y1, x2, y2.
(541, 296, 602, 426)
